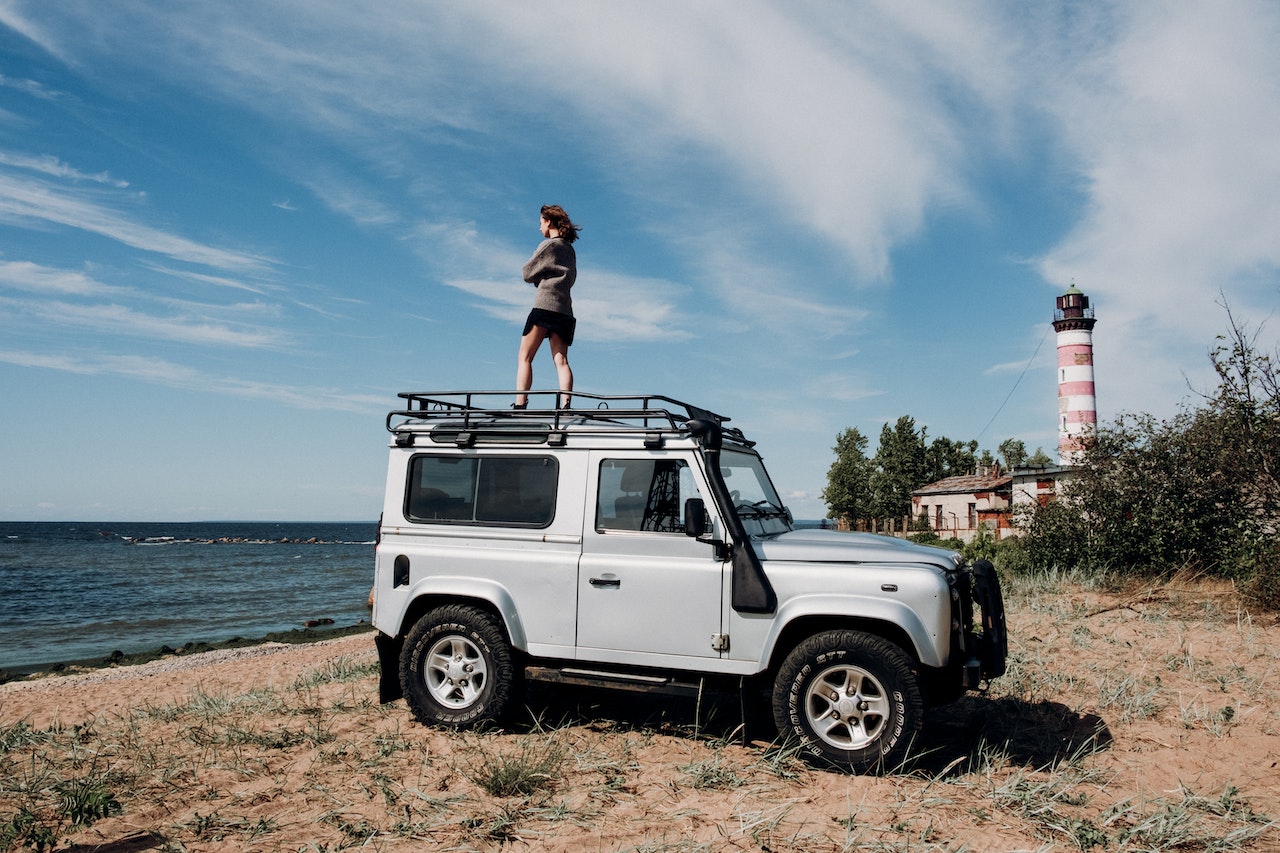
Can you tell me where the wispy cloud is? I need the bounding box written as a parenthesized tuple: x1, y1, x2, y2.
(0, 259, 290, 349)
(298, 169, 398, 227)
(0, 348, 382, 412)
(0, 151, 128, 186)
(0, 6, 68, 64)
(0, 295, 288, 348)
(140, 263, 275, 297)
(0, 72, 59, 100)
(0, 171, 274, 272)
(0, 259, 126, 296)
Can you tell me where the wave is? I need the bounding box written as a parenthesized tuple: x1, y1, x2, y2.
(121, 536, 374, 546)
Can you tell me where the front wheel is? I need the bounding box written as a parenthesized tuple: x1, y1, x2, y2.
(400, 605, 515, 727)
(772, 631, 922, 773)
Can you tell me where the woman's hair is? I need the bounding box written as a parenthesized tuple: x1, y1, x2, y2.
(541, 204, 580, 243)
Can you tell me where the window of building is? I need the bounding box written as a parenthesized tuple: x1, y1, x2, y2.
(968, 503, 977, 529)
(405, 455, 557, 527)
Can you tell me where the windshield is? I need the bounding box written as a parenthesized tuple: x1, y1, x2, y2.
(719, 449, 790, 536)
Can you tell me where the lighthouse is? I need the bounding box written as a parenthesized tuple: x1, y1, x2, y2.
(1053, 284, 1098, 465)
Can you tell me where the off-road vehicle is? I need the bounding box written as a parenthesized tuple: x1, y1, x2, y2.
(372, 391, 1006, 772)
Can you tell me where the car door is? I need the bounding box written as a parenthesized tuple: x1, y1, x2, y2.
(576, 451, 727, 663)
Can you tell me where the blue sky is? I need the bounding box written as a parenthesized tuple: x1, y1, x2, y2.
(2, 2, 1278, 522)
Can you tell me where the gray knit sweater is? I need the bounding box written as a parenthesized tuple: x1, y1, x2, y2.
(522, 237, 576, 316)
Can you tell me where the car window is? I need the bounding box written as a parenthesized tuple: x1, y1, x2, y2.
(406, 455, 557, 527)
(596, 458, 699, 532)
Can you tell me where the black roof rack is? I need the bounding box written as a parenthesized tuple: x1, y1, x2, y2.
(386, 390, 752, 446)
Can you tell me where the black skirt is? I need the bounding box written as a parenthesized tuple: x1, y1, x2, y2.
(523, 308, 576, 346)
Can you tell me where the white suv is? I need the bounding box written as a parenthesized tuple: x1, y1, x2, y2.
(371, 391, 1006, 772)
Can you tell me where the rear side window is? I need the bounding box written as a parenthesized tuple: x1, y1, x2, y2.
(406, 455, 557, 527)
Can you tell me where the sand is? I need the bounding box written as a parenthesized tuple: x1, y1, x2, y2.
(2, 580, 1278, 852)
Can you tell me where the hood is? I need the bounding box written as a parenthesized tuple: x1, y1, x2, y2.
(753, 528, 960, 569)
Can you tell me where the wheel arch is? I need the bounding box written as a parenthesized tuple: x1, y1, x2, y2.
(763, 612, 924, 677)
(393, 578, 527, 650)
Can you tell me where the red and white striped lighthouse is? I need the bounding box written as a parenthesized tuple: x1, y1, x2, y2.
(1053, 284, 1097, 465)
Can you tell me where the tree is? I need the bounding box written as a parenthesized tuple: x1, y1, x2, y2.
(870, 417, 928, 519)
(1201, 298, 1280, 528)
(926, 436, 978, 483)
(825, 419, 986, 525)
(821, 427, 872, 522)
(1026, 447, 1054, 467)
(997, 438, 1027, 469)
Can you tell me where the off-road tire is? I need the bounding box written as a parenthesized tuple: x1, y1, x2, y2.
(772, 630, 922, 773)
(400, 604, 515, 727)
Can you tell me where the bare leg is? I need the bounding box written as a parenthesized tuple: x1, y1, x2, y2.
(516, 325, 549, 406)
(548, 333, 573, 407)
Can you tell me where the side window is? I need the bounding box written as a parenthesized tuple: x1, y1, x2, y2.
(596, 458, 699, 533)
(406, 455, 557, 527)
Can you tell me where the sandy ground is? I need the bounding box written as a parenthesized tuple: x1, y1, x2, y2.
(2, 581, 1279, 852)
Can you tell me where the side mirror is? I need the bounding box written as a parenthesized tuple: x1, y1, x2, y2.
(683, 498, 707, 538)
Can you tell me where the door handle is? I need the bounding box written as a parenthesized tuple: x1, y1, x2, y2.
(589, 576, 621, 588)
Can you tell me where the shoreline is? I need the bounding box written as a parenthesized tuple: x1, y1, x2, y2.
(0, 621, 374, 684)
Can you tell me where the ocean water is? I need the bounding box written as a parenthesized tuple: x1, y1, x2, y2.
(0, 521, 375, 673)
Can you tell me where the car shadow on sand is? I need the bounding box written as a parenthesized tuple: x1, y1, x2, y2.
(509, 683, 1112, 776)
(913, 693, 1113, 774)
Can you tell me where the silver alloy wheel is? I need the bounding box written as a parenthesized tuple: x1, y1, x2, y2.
(803, 663, 890, 750)
(425, 634, 488, 709)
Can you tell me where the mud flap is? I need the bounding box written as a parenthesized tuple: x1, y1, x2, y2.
(971, 559, 1008, 679)
(375, 631, 404, 703)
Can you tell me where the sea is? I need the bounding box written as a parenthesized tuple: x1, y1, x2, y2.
(0, 521, 375, 674)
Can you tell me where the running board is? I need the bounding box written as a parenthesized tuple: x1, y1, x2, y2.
(524, 665, 704, 696)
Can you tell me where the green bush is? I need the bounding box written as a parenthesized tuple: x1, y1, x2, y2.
(962, 526, 998, 565)
(1240, 541, 1280, 611)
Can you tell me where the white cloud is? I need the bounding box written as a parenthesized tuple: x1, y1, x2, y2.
(0, 348, 383, 412)
(140, 264, 274, 296)
(0, 151, 128, 186)
(1036, 2, 1280, 411)
(0, 295, 288, 348)
(462, 2, 1006, 281)
(0, 171, 274, 272)
(0, 4, 66, 63)
(299, 169, 398, 227)
(0, 259, 125, 296)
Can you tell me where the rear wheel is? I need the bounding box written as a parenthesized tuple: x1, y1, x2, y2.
(772, 630, 922, 773)
(399, 605, 515, 727)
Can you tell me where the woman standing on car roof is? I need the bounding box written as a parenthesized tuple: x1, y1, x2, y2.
(515, 204, 579, 409)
